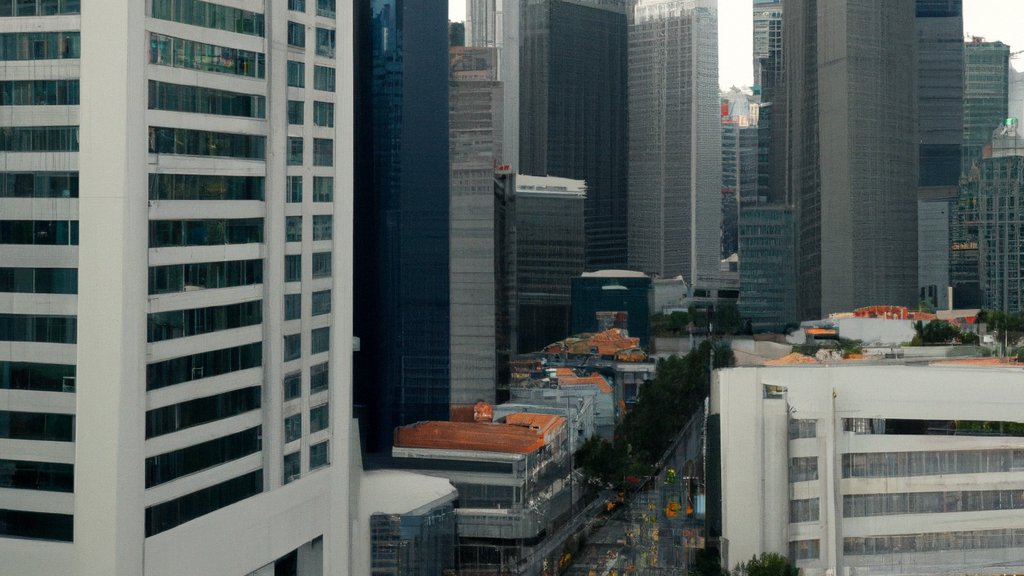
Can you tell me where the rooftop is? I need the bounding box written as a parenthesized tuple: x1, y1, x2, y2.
(581, 270, 650, 279)
(559, 373, 614, 394)
(393, 414, 566, 454)
(515, 174, 587, 196)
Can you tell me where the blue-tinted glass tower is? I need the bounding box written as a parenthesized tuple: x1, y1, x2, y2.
(355, 0, 450, 452)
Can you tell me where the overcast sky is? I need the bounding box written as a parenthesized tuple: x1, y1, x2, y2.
(447, 0, 1024, 89)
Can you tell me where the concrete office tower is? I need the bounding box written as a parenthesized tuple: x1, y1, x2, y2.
(354, 0, 450, 452)
(520, 0, 629, 270)
(466, 0, 520, 171)
(752, 0, 782, 89)
(0, 0, 357, 572)
(975, 121, 1024, 313)
(962, 40, 1010, 174)
(784, 0, 919, 320)
(449, 47, 503, 406)
(628, 0, 720, 283)
(915, 0, 963, 311)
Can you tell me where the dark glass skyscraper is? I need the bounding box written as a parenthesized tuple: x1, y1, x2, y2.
(963, 40, 1010, 173)
(355, 0, 450, 452)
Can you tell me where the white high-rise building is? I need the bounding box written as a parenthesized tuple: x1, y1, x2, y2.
(0, 0, 358, 573)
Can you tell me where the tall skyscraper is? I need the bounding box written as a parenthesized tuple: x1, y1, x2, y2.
(520, 0, 629, 270)
(975, 120, 1024, 313)
(354, 0, 451, 452)
(0, 0, 357, 572)
(752, 0, 782, 90)
(785, 0, 919, 319)
(721, 89, 759, 259)
(962, 40, 1010, 173)
(628, 0, 720, 283)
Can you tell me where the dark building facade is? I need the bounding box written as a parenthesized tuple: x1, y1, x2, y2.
(354, 0, 451, 452)
(520, 0, 629, 270)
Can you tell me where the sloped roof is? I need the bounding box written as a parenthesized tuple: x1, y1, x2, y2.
(559, 373, 613, 394)
(393, 419, 554, 454)
(765, 353, 819, 365)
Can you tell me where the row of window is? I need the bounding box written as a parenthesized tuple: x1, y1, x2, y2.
(285, 24, 335, 59)
(149, 218, 263, 247)
(0, 411, 74, 442)
(283, 404, 328, 444)
(287, 176, 334, 203)
(0, 361, 75, 392)
(145, 426, 261, 488)
(0, 459, 73, 493)
(844, 528, 1024, 556)
(149, 33, 265, 79)
(149, 80, 266, 119)
(145, 469, 262, 537)
(0, 171, 78, 198)
(283, 326, 329, 361)
(149, 173, 264, 202)
(285, 215, 333, 242)
(0, 0, 78, 16)
(0, 267, 77, 294)
(842, 449, 1024, 479)
(844, 489, 1024, 518)
(283, 361, 329, 401)
(287, 100, 334, 127)
(152, 0, 264, 37)
(0, 220, 78, 245)
(286, 61, 336, 91)
(291, 137, 333, 166)
(0, 32, 79, 61)
(149, 127, 266, 159)
(0, 509, 72, 542)
(146, 341, 261, 391)
(147, 300, 262, 343)
(0, 126, 78, 152)
(146, 385, 261, 438)
(288, 0, 335, 19)
(284, 252, 332, 281)
(0, 314, 76, 344)
(149, 259, 262, 295)
(0, 80, 79, 107)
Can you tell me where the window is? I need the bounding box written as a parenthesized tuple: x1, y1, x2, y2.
(149, 174, 264, 201)
(789, 457, 818, 483)
(0, 0, 78, 15)
(0, 32, 79, 61)
(0, 459, 73, 493)
(149, 259, 262, 295)
(313, 138, 333, 166)
(0, 127, 77, 151)
(149, 81, 265, 118)
(313, 101, 334, 127)
(284, 334, 301, 361)
(288, 137, 304, 165)
(790, 498, 819, 523)
(309, 404, 328, 433)
(284, 294, 301, 321)
(312, 215, 332, 241)
(283, 452, 301, 484)
(316, 0, 334, 18)
(311, 327, 329, 354)
(288, 176, 303, 203)
(0, 172, 77, 198)
(0, 509, 73, 542)
(315, 28, 335, 58)
(288, 0, 303, 11)
(287, 100, 304, 125)
(312, 177, 333, 202)
(146, 342, 262, 391)
(287, 22, 305, 49)
(311, 252, 331, 278)
(286, 216, 302, 242)
(314, 66, 335, 91)
(285, 255, 302, 282)
(788, 419, 817, 440)
(287, 61, 305, 87)
(284, 414, 302, 443)
(146, 386, 262, 438)
(284, 372, 301, 400)
(0, 81, 79, 106)
(788, 540, 820, 561)
(149, 33, 264, 78)
(0, 362, 75, 393)
(149, 127, 265, 159)
(0, 268, 77, 294)
(148, 219, 263, 247)
(145, 470, 262, 537)
(0, 411, 74, 442)
(151, 0, 264, 36)
(0, 220, 78, 245)
(311, 290, 330, 316)
(147, 300, 262, 343)
(145, 427, 261, 488)
(0, 315, 76, 344)
(309, 440, 328, 469)
(310, 362, 328, 393)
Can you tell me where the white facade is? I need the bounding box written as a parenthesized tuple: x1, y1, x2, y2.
(713, 364, 1024, 575)
(0, 0, 357, 573)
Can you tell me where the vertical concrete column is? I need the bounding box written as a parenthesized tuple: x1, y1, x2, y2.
(74, 0, 148, 571)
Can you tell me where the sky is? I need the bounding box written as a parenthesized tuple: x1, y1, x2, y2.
(447, 0, 1024, 90)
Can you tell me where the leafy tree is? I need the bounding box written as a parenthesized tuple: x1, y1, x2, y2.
(715, 302, 744, 335)
(912, 320, 978, 345)
(689, 549, 728, 576)
(732, 553, 797, 576)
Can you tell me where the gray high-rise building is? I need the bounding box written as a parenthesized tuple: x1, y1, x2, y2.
(752, 0, 782, 89)
(628, 0, 720, 283)
(784, 0, 919, 319)
(520, 0, 629, 270)
(962, 40, 1010, 174)
(976, 121, 1024, 313)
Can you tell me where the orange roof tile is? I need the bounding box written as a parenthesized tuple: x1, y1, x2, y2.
(931, 357, 1020, 366)
(449, 405, 476, 422)
(765, 352, 819, 365)
(559, 373, 613, 393)
(504, 413, 566, 437)
(566, 328, 640, 356)
(394, 421, 547, 454)
(555, 367, 574, 377)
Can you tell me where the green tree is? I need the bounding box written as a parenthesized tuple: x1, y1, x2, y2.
(732, 553, 797, 576)
(689, 549, 728, 576)
(715, 302, 744, 335)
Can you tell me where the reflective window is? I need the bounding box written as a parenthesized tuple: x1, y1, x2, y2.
(311, 327, 329, 354)
(309, 404, 328, 433)
(0, 315, 76, 344)
(788, 540, 820, 561)
(310, 362, 328, 393)
(313, 101, 334, 127)
(285, 294, 301, 321)
(284, 413, 301, 443)
(148, 218, 263, 247)
(0, 509, 73, 542)
(145, 386, 262, 438)
(309, 440, 328, 469)
(148, 81, 265, 119)
(0, 127, 77, 151)
(0, 362, 75, 392)
(283, 452, 300, 484)
(789, 457, 818, 483)
(284, 334, 301, 361)
(151, 0, 264, 36)
(313, 65, 335, 91)
(288, 176, 303, 203)
(149, 33, 264, 78)
(0, 459, 73, 492)
(287, 100, 304, 124)
(287, 61, 305, 87)
(285, 255, 302, 282)
(311, 290, 330, 316)
(312, 176, 333, 202)
(311, 252, 331, 278)
(286, 216, 302, 242)
(0, 0, 78, 15)
(844, 528, 1024, 556)
(288, 137, 303, 165)
(313, 138, 333, 166)
(0, 32, 79, 60)
(283, 371, 301, 400)
(844, 489, 1024, 518)
(0, 411, 74, 442)
(149, 127, 265, 159)
(0, 172, 77, 198)
(316, 0, 334, 19)
(145, 426, 261, 488)
(149, 174, 264, 201)
(790, 498, 819, 523)
(0, 220, 78, 245)
(842, 449, 1024, 479)
(145, 470, 263, 537)
(312, 215, 332, 241)
(0, 268, 77, 294)
(149, 259, 262, 294)
(147, 300, 262, 343)
(146, 342, 262, 391)
(287, 21, 305, 48)
(315, 28, 334, 58)
(287, 0, 303, 12)
(0, 81, 79, 106)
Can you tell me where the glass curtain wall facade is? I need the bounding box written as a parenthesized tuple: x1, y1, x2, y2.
(962, 41, 1010, 174)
